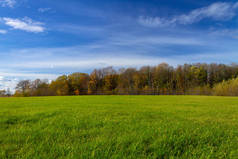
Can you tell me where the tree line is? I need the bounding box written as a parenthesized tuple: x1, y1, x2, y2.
(12, 63, 238, 97)
(0, 89, 11, 97)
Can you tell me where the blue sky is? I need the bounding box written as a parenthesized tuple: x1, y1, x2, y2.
(1, 0, 238, 90)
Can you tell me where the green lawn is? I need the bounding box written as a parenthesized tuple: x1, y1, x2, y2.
(0, 96, 238, 159)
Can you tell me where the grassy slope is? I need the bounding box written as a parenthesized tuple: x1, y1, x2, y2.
(0, 96, 238, 159)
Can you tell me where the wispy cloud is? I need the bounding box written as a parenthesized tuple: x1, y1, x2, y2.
(1, 17, 45, 33)
(7, 57, 174, 69)
(0, 0, 16, 8)
(38, 8, 51, 13)
(2, 46, 237, 75)
(0, 31, 237, 90)
(0, 75, 18, 91)
(177, 2, 238, 24)
(139, 2, 238, 27)
(0, 29, 7, 34)
(0, 72, 59, 79)
(138, 16, 174, 27)
(0, 71, 59, 91)
(108, 35, 203, 46)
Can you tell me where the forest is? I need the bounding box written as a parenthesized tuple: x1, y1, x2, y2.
(4, 63, 238, 97)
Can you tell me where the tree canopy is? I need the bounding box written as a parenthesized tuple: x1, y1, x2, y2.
(13, 63, 238, 96)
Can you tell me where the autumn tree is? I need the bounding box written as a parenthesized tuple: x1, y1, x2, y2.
(88, 70, 100, 94)
(68, 73, 89, 95)
(0, 90, 6, 97)
(50, 75, 69, 96)
(15, 80, 31, 96)
(13, 63, 238, 96)
(118, 68, 137, 93)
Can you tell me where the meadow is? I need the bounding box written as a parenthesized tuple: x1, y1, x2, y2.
(0, 96, 238, 159)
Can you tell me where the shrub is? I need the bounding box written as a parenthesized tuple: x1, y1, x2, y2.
(213, 78, 238, 96)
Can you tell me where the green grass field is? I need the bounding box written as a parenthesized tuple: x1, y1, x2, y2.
(1, 96, 238, 159)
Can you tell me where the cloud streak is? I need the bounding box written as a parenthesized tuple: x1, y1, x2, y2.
(38, 8, 51, 13)
(139, 2, 238, 27)
(0, 29, 7, 34)
(7, 57, 175, 69)
(0, 0, 16, 8)
(0, 71, 59, 91)
(2, 17, 45, 33)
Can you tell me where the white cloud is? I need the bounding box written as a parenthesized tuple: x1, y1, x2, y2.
(139, 2, 238, 27)
(38, 8, 51, 13)
(0, 25, 237, 90)
(0, 0, 16, 8)
(108, 35, 203, 46)
(0, 72, 58, 91)
(177, 2, 238, 24)
(0, 72, 58, 79)
(0, 76, 17, 91)
(3, 47, 237, 71)
(7, 57, 174, 69)
(0, 29, 7, 34)
(138, 16, 174, 27)
(2, 17, 45, 33)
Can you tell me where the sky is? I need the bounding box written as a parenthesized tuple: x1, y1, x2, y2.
(1, 0, 238, 91)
